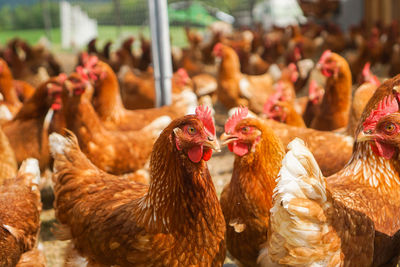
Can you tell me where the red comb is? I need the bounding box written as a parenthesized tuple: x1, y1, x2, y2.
(362, 62, 371, 77)
(225, 107, 248, 134)
(76, 54, 100, 82)
(213, 43, 223, 54)
(362, 62, 380, 86)
(318, 50, 332, 65)
(288, 63, 299, 82)
(195, 105, 215, 136)
(363, 95, 399, 131)
(289, 63, 297, 72)
(177, 68, 189, 78)
(57, 73, 67, 84)
(76, 66, 89, 82)
(263, 86, 283, 115)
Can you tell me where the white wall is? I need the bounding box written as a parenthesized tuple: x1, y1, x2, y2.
(60, 1, 98, 49)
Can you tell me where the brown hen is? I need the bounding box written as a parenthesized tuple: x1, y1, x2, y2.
(50, 106, 226, 266)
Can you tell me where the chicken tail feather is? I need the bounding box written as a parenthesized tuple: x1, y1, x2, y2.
(259, 138, 341, 266)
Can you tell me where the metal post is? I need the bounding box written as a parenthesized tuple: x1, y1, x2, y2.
(148, 0, 173, 107)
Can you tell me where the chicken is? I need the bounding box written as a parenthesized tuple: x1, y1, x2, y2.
(192, 73, 217, 99)
(261, 78, 400, 266)
(264, 100, 306, 127)
(118, 65, 192, 110)
(3, 40, 51, 87)
(0, 126, 17, 185)
(0, 158, 42, 267)
(13, 80, 36, 103)
(113, 37, 136, 71)
(3, 74, 66, 170)
(214, 43, 274, 113)
(266, 119, 353, 177)
(15, 248, 46, 267)
(137, 34, 152, 71)
(389, 43, 400, 78)
(310, 50, 352, 131)
(345, 63, 380, 137)
(303, 79, 325, 127)
(228, 107, 353, 176)
(77, 55, 196, 132)
(219, 107, 285, 266)
(50, 105, 226, 266)
(263, 84, 306, 127)
(0, 58, 23, 117)
(61, 74, 162, 174)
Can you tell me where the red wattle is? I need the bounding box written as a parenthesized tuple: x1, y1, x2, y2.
(232, 141, 249, 156)
(228, 143, 234, 152)
(321, 68, 332, 77)
(188, 145, 203, 163)
(373, 140, 395, 160)
(202, 148, 212, 161)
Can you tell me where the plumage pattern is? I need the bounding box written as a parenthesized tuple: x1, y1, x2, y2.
(220, 117, 284, 266)
(0, 159, 42, 267)
(261, 138, 374, 266)
(50, 114, 226, 266)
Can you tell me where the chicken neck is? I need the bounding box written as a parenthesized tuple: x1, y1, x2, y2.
(228, 126, 284, 221)
(137, 124, 224, 235)
(92, 63, 125, 122)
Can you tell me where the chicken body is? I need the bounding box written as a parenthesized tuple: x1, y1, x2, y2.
(0, 126, 17, 184)
(215, 44, 274, 113)
(311, 52, 352, 131)
(50, 114, 226, 266)
(62, 79, 155, 174)
(266, 119, 353, 176)
(0, 159, 41, 267)
(3, 77, 63, 170)
(220, 117, 284, 266)
(263, 79, 400, 266)
(87, 61, 196, 132)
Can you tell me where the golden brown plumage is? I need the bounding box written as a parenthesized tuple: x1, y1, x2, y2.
(62, 76, 155, 174)
(3, 75, 65, 170)
(345, 82, 378, 137)
(0, 126, 17, 184)
(50, 109, 226, 266)
(77, 58, 196, 132)
(220, 111, 284, 267)
(0, 159, 41, 267)
(214, 43, 274, 113)
(311, 51, 352, 131)
(262, 76, 400, 266)
(15, 248, 46, 267)
(0, 58, 23, 117)
(265, 119, 353, 176)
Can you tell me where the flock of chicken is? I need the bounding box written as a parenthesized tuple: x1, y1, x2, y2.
(2, 19, 400, 266)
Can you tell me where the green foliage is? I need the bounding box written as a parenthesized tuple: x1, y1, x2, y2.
(0, 1, 60, 30)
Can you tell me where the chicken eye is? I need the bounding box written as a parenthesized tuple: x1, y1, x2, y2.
(384, 123, 396, 133)
(241, 126, 250, 133)
(187, 126, 197, 135)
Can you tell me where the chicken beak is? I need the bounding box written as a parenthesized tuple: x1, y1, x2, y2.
(356, 131, 375, 143)
(220, 132, 238, 145)
(204, 136, 221, 152)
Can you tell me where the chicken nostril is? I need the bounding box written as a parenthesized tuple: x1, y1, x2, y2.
(208, 136, 214, 141)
